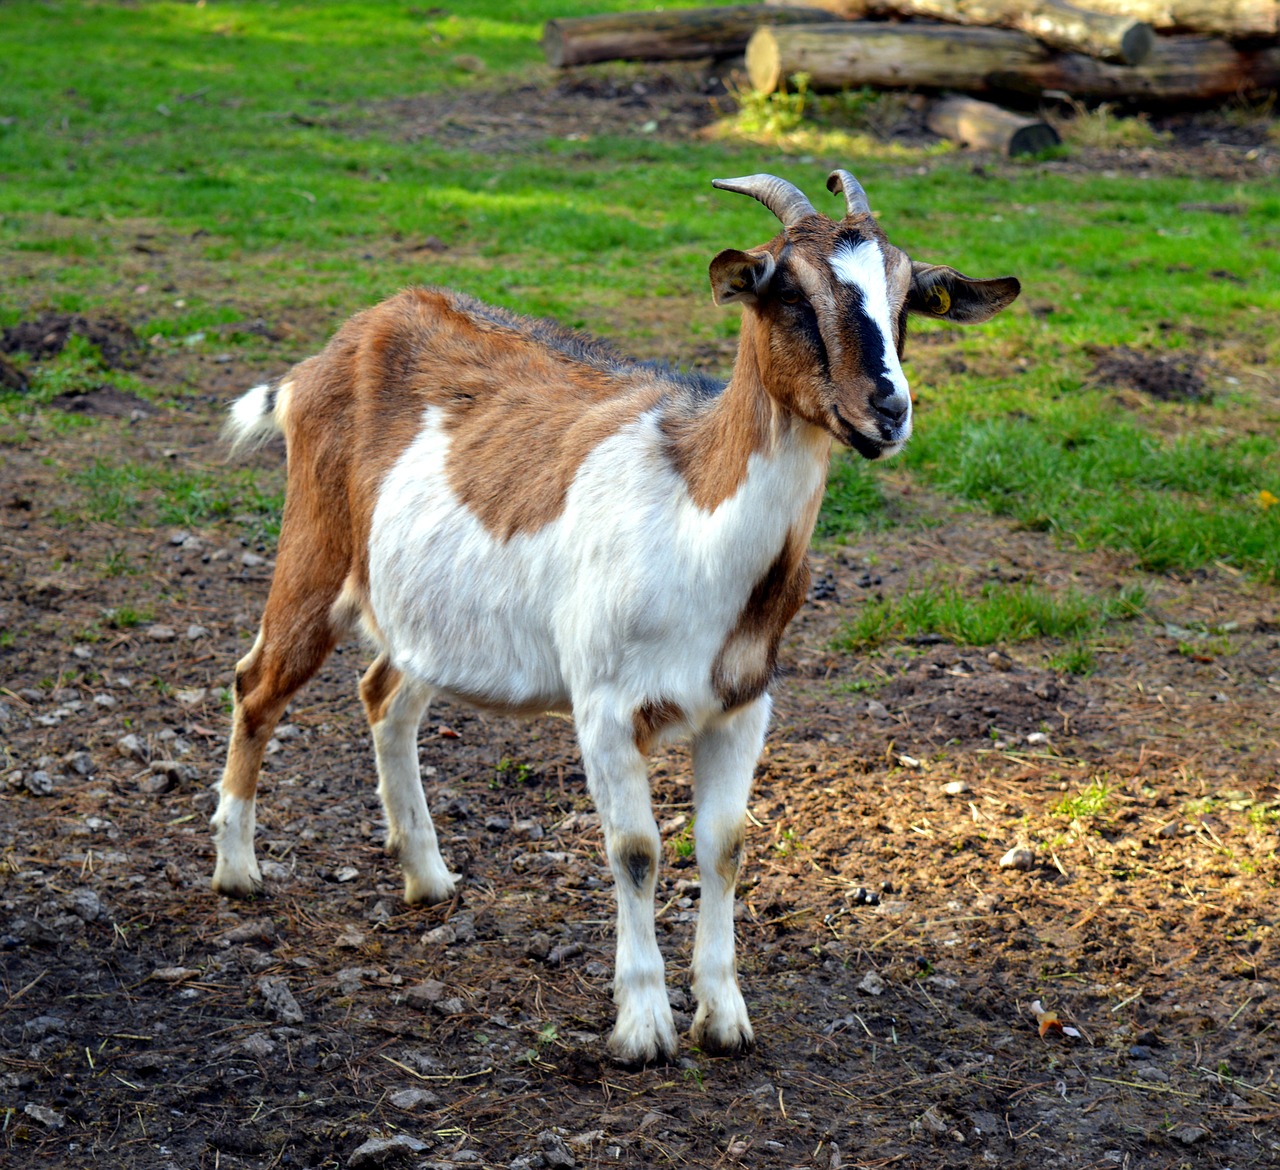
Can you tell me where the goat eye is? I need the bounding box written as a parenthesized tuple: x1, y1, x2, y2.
(779, 289, 801, 305)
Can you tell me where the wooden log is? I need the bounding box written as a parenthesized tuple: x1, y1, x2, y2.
(765, 0, 1278, 38)
(927, 95, 1062, 155)
(766, 0, 1155, 63)
(540, 4, 834, 69)
(1003, 0, 1277, 38)
(746, 23, 1280, 101)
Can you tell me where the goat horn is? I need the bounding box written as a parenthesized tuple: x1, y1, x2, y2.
(826, 169, 872, 218)
(712, 174, 817, 228)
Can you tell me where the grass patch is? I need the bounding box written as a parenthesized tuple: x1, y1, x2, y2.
(815, 452, 891, 539)
(836, 580, 1145, 651)
(1054, 780, 1113, 820)
(64, 459, 283, 534)
(901, 397, 1280, 580)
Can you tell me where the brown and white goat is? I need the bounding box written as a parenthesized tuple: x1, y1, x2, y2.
(214, 171, 1019, 1063)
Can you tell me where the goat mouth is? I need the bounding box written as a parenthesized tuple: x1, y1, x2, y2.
(829, 405, 903, 461)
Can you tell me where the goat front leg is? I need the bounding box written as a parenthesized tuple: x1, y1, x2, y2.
(578, 706, 675, 1064)
(361, 655, 457, 905)
(689, 695, 770, 1054)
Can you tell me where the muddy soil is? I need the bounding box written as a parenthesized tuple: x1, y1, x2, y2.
(3, 72, 1279, 1170)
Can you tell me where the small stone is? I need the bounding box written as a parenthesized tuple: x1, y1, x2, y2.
(24, 771, 54, 796)
(336, 928, 367, 949)
(150, 759, 198, 783)
(233, 1033, 277, 1058)
(23, 1103, 66, 1129)
(405, 979, 447, 1008)
(1026, 731, 1049, 745)
(94, 693, 117, 708)
(526, 932, 552, 960)
(436, 996, 465, 1016)
(71, 888, 102, 921)
(539, 1130, 576, 1168)
(169, 530, 190, 546)
(865, 700, 891, 720)
(72, 645, 93, 660)
(914, 1105, 948, 1136)
(999, 846, 1035, 871)
(348, 1134, 428, 1169)
(146, 624, 177, 642)
(332, 865, 359, 883)
(273, 723, 301, 740)
(942, 780, 969, 796)
(257, 975, 304, 1024)
(1134, 1065, 1169, 1083)
(174, 688, 206, 707)
(138, 773, 173, 795)
(241, 552, 266, 568)
(151, 966, 200, 982)
(117, 733, 148, 762)
(547, 941, 583, 966)
(389, 1088, 440, 1111)
(857, 971, 886, 996)
(223, 919, 277, 945)
(63, 751, 93, 776)
(186, 624, 210, 640)
(421, 923, 456, 946)
(1170, 1124, 1208, 1146)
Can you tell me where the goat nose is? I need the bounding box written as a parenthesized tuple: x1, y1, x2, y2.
(871, 390, 908, 423)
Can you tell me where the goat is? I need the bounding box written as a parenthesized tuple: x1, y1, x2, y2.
(213, 170, 1019, 1063)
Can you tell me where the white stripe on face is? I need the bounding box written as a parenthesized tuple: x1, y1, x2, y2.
(829, 240, 909, 398)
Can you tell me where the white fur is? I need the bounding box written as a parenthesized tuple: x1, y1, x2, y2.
(365, 404, 827, 1060)
(829, 241, 912, 447)
(210, 794, 261, 897)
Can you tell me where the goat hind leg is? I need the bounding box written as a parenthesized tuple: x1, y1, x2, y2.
(213, 615, 336, 897)
(688, 696, 770, 1054)
(361, 654, 457, 905)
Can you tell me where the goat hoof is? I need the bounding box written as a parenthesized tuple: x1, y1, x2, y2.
(211, 867, 264, 900)
(607, 1012, 678, 1066)
(403, 870, 459, 906)
(690, 1007, 755, 1056)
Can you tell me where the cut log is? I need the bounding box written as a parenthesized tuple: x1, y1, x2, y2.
(540, 4, 834, 69)
(747, 23, 1280, 102)
(766, 0, 1155, 63)
(766, 0, 1278, 38)
(927, 96, 1062, 155)
(1003, 0, 1277, 39)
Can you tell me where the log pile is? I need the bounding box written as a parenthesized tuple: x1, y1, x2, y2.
(541, 1, 1280, 132)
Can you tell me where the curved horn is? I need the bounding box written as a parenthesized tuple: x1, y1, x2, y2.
(826, 169, 872, 218)
(711, 174, 817, 228)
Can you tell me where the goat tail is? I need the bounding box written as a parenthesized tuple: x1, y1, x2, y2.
(224, 379, 287, 454)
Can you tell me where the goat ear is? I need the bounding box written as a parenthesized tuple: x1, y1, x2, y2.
(908, 262, 1020, 323)
(710, 249, 776, 306)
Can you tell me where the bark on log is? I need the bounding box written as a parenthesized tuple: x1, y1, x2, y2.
(747, 23, 1280, 101)
(540, 4, 833, 68)
(927, 95, 1062, 155)
(766, 0, 1154, 63)
(766, 0, 1278, 38)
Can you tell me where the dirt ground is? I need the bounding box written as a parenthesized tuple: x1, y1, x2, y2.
(2, 70, 1279, 1170)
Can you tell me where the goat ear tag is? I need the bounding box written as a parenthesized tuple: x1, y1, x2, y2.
(928, 285, 951, 315)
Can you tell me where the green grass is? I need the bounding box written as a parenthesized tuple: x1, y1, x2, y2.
(1, 2, 1278, 587)
(815, 452, 890, 539)
(836, 581, 1145, 651)
(900, 399, 1280, 580)
(63, 459, 283, 533)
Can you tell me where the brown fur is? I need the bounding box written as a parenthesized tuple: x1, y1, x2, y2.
(714, 824, 745, 890)
(711, 482, 825, 711)
(359, 653, 403, 726)
(613, 831, 660, 892)
(633, 698, 686, 756)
